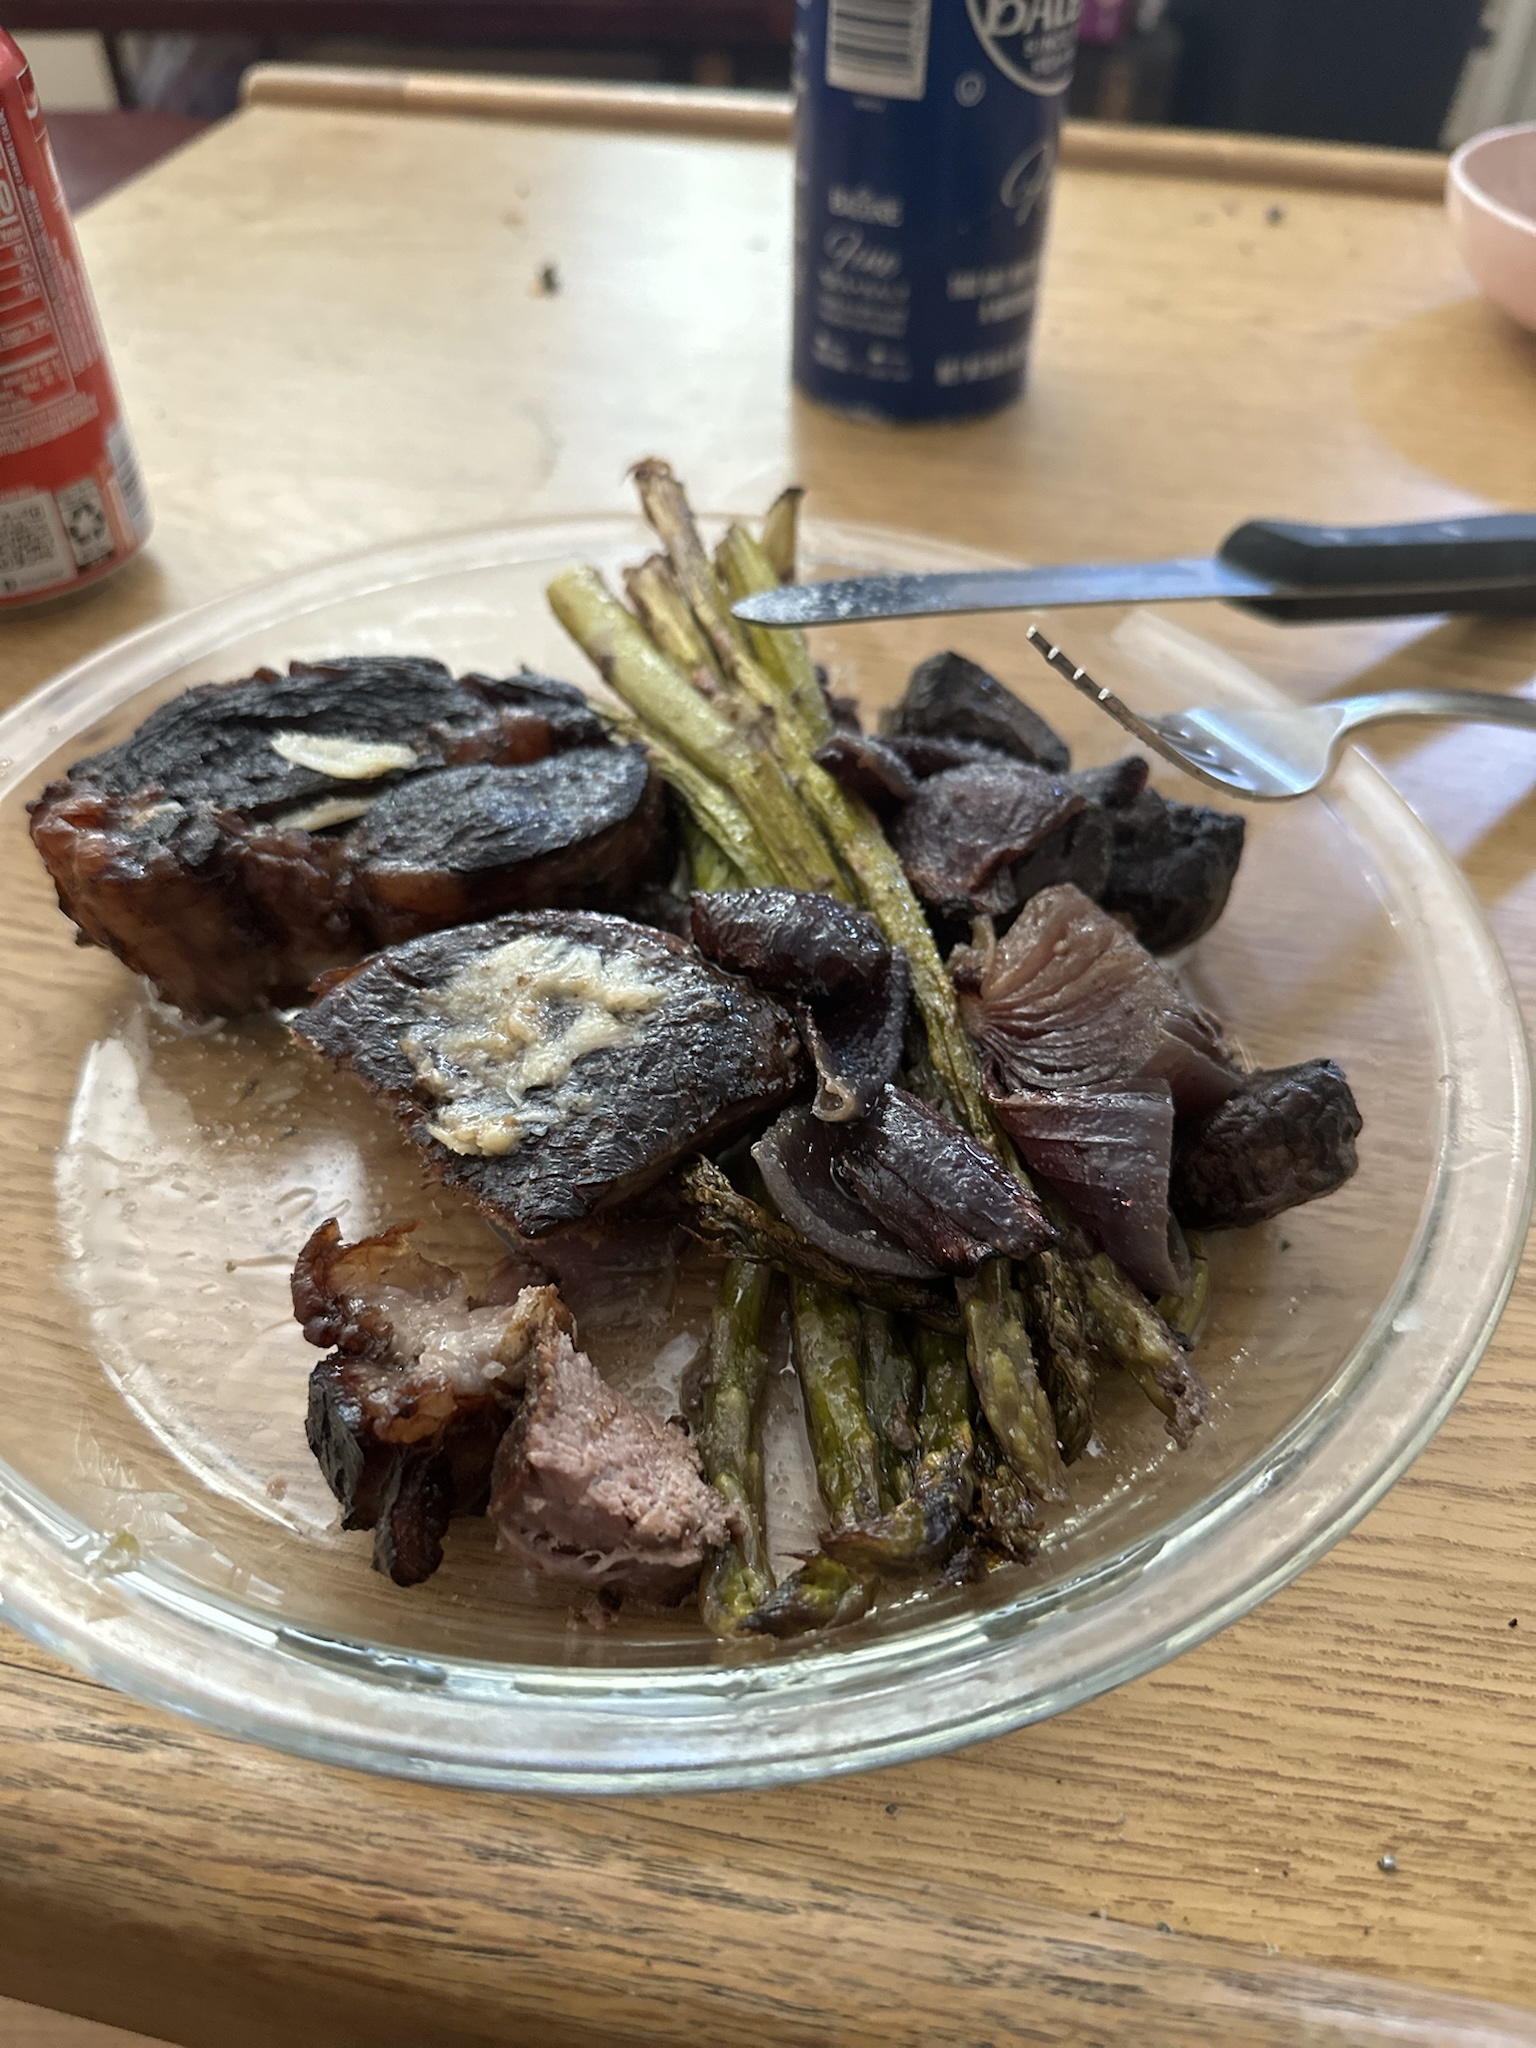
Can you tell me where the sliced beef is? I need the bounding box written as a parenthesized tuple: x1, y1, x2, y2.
(1170, 1059, 1362, 1230)
(347, 746, 671, 945)
(29, 788, 356, 1019)
(883, 650, 1070, 773)
(489, 1326, 731, 1604)
(292, 910, 805, 1237)
(891, 757, 1109, 922)
(293, 1218, 573, 1585)
(1099, 789, 1247, 954)
(29, 655, 617, 1019)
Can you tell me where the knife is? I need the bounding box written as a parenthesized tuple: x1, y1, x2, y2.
(730, 513, 1536, 629)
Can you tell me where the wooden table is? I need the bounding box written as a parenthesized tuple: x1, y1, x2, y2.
(5, 72, 1536, 2048)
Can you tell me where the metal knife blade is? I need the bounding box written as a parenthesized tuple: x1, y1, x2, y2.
(731, 556, 1274, 628)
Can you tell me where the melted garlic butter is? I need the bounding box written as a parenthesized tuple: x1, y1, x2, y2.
(403, 934, 666, 1157)
(270, 731, 419, 780)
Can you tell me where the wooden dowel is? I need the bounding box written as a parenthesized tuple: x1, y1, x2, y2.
(241, 64, 1449, 200)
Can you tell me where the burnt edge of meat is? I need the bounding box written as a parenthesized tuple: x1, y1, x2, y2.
(346, 746, 672, 945)
(882, 650, 1071, 774)
(292, 909, 806, 1239)
(28, 662, 666, 1018)
(1170, 1059, 1362, 1231)
(1100, 789, 1246, 954)
(294, 1218, 574, 1586)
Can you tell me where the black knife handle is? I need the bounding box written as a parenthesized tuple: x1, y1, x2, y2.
(1218, 513, 1536, 622)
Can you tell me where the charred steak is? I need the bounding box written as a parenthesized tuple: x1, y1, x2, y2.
(292, 909, 806, 1237)
(293, 1217, 573, 1586)
(27, 657, 669, 1018)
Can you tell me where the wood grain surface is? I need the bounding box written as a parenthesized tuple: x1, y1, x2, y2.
(3, 90, 1536, 2047)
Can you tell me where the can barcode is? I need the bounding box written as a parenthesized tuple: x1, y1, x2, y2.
(106, 418, 151, 539)
(825, 0, 933, 100)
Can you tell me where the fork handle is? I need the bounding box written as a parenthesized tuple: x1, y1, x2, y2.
(1330, 687, 1536, 739)
(1220, 513, 1536, 621)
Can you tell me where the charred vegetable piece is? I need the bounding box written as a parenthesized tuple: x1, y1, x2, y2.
(857, 1306, 920, 1508)
(891, 758, 1104, 923)
(1100, 789, 1247, 954)
(1170, 1059, 1362, 1231)
(754, 1106, 946, 1280)
(800, 949, 911, 1124)
(1020, 1246, 1100, 1464)
(789, 1277, 884, 1531)
(490, 1326, 731, 1604)
(694, 1259, 777, 1636)
(814, 730, 921, 811)
(1080, 1252, 1209, 1447)
(970, 1423, 1042, 1562)
(882, 733, 1012, 780)
(689, 886, 890, 1004)
(993, 1081, 1185, 1299)
(680, 1157, 962, 1327)
(960, 1260, 1066, 1498)
(742, 1553, 872, 1637)
(292, 1218, 573, 1586)
(293, 910, 805, 1239)
(885, 650, 1071, 774)
(830, 1085, 1055, 1275)
(347, 746, 671, 946)
(1063, 755, 1150, 811)
(954, 885, 1239, 1114)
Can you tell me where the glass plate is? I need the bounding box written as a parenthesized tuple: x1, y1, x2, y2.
(0, 515, 1528, 1793)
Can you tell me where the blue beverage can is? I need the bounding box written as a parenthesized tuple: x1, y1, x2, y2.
(792, 0, 1081, 421)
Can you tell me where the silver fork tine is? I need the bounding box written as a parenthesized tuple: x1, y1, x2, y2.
(1023, 625, 1210, 781)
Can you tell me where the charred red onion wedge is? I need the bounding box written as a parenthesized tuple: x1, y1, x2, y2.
(832, 1084, 1054, 1273)
(690, 887, 909, 1121)
(953, 884, 1239, 1114)
(891, 757, 1111, 923)
(884, 649, 1071, 774)
(754, 1088, 1053, 1278)
(990, 1082, 1186, 1298)
(754, 1107, 946, 1280)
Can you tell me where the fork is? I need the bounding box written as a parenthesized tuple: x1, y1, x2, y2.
(1024, 625, 1536, 801)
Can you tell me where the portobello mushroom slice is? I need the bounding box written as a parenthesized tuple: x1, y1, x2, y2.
(293, 910, 805, 1238)
(1170, 1059, 1362, 1231)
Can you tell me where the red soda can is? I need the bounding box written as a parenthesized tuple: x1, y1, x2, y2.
(0, 28, 150, 608)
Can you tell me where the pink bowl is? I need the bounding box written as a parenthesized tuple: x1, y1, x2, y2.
(1448, 123, 1536, 333)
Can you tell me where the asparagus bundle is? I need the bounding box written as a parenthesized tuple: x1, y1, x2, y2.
(548, 461, 1204, 1634)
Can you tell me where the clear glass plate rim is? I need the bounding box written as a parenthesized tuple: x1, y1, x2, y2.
(0, 514, 1527, 1793)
